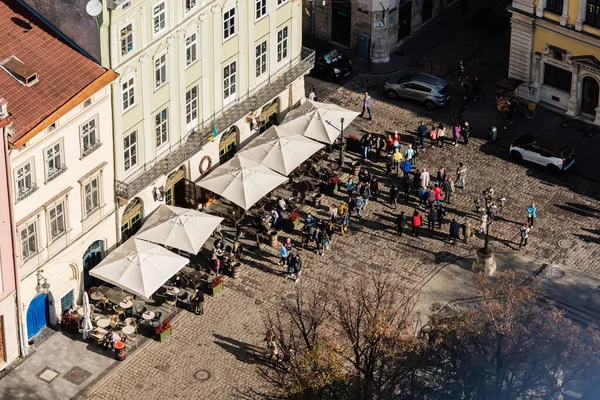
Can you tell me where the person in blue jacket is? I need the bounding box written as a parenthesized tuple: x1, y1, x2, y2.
(527, 203, 537, 227)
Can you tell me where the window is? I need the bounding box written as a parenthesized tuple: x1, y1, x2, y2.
(186, 86, 198, 125)
(544, 63, 572, 92)
(155, 109, 169, 147)
(81, 117, 100, 157)
(124, 131, 137, 171)
(122, 1, 131, 9)
(16, 161, 36, 200)
(277, 27, 288, 62)
(153, 2, 166, 34)
(186, 34, 197, 67)
(122, 77, 135, 112)
(277, 0, 288, 6)
(19, 221, 37, 261)
(48, 122, 57, 133)
(256, 41, 267, 78)
(185, 0, 196, 12)
(83, 98, 92, 108)
(545, 0, 563, 14)
(120, 23, 133, 56)
(60, 290, 74, 314)
(256, 0, 267, 19)
(587, 0, 600, 28)
(84, 176, 100, 216)
(154, 54, 167, 89)
(224, 7, 236, 40)
(48, 201, 66, 240)
(46, 142, 65, 181)
(223, 61, 237, 103)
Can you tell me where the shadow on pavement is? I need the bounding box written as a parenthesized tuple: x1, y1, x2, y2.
(213, 334, 262, 365)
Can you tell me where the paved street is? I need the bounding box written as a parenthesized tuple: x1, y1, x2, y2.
(81, 17, 600, 399)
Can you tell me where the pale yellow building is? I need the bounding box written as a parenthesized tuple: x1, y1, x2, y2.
(509, 0, 600, 124)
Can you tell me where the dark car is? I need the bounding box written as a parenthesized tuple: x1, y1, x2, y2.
(311, 48, 352, 81)
(509, 134, 575, 171)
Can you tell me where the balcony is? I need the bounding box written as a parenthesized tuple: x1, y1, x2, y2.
(82, 140, 103, 158)
(17, 183, 38, 202)
(46, 164, 68, 183)
(115, 46, 315, 200)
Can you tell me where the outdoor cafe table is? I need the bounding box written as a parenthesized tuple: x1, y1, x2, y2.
(96, 319, 110, 328)
(122, 325, 135, 335)
(119, 299, 134, 309)
(142, 311, 155, 321)
(90, 327, 108, 342)
(166, 287, 180, 297)
(90, 291, 104, 301)
(205, 198, 245, 227)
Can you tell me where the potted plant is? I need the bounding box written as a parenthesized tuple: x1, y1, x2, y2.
(207, 275, 224, 296)
(326, 175, 340, 194)
(60, 313, 79, 334)
(155, 319, 172, 342)
(287, 210, 301, 229)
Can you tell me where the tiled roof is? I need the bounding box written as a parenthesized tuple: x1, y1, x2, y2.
(0, 0, 107, 140)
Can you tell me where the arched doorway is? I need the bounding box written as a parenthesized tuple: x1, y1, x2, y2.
(258, 99, 279, 133)
(398, 1, 412, 42)
(219, 126, 238, 164)
(121, 197, 143, 242)
(26, 293, 49, 339)
(165, 166, 191, 207)
(581, 76, 599, 115)
(331, 0, 351, 47)
(83, 240, 104, 290)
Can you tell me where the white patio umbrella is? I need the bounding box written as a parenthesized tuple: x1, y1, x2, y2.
(89, 237, 189, 299)
(135, 205, 224, 254)
(281, 100, 360, 145)
(81, 292, 93, 340)
(238, 125, 325, 175)
(198, 154, 288, 210)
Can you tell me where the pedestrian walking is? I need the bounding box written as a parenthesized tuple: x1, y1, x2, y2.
(370, 178, 379, 201)
(437, 206, 446, 229)
(329, 203, 338, 223)
(452, 123, 461, 146)
(355, 197, 363, 219)
(462, 121, 471, 145)
(437, 166, 446, 183)
(420, 168, 430, 188)
(361, 132, 374, 161)
(519, 222, 531, 249)
(418, 121, 428, 150)
(463, 220, 472, 244)
(313, 226, 324, 256)
(411, 210, 422, 236)
(278, 243, 289, 266)
(433, 183, 442, 208)
(323, 231, 331, 253)
(346, 177, 355, 197)
(401, 158, 412, 181)
(430, 125, 438, 147)
(472, 76, 482, 101)
(419, 186, 429, 208)
(404, 144, 415, 162)
(450, 219, 461, 245)
(455, 162, 467, 189)
(308, 87, 317, 101)
(341, 209, 350, 235)
(193, 288, 205, 315)
(437, 124, 446, 148)
(397, 211, 407, 236)
(461, 74, 471, 100)
(284, 237, 293, 253)
(527, 203, 537, 227)
(457, 57, 465, 82)
(390, 185, 399, 209)
(427, 207, 438, 231)
(392, 148, 403, 175)
(362, 184, 371, 210)
(404, 177, 413, 199)
(479, 213, 488, 234)
(375, 135, 385, 161)
(443, 177, 455, 204)
(285, 252, 297, 278)
(293, 254, 302, 283)
(360, 92, 372, 120)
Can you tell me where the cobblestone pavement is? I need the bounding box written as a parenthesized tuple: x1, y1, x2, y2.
(82, 11, 600, 400)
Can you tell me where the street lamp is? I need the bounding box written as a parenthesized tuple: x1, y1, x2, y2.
(474, 187, 504, 276)
(338, 117, 345, 168)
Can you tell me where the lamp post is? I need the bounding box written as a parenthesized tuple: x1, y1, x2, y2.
(339, 117, 345, 168)
(474, 187, 503, 276)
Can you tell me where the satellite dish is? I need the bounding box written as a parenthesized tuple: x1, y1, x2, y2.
(86, 0, 102, 17)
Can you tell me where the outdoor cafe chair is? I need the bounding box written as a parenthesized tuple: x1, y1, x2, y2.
(166, 297, 177, 313)
(127, 333, 139, 349)
(88, 286, 99, 296)
(134, 304, 146, 316)
(113, 305, 125, 319)
(109, 315, 120, 329)
(151, 312, 162, 326)
(124, 317, 137, 327)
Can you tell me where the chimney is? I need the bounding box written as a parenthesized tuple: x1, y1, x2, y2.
(0, 98, 7, 119)
(1, 57, 38, 86)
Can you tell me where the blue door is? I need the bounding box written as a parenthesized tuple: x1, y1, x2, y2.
(26, 294, 49, 339)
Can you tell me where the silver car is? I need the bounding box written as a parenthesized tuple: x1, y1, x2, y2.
(384, 73, 452, 111)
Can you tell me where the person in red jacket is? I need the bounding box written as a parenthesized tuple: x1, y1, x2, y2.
(433, 183, 442, 208)
(411, 210, 422, 237)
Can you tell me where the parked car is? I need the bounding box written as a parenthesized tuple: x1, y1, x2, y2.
(311, 48, 352, 81)
(509, 134, 575, 171)
(384, 73, 452, 110)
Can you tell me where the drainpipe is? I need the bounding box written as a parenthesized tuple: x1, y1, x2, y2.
(3, 125, 27, 357)
(311, 0, 316, 36)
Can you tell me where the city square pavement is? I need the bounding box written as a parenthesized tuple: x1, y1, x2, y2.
(4, 1, 600, 398)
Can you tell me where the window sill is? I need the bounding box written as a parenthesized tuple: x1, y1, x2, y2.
(49, 231, 67, 244)
(223, 34, 238, 44)
(122, 104, 137, 115)
(255, 14, 268, 24)
(276, 1, 289, 9)
(81, 141, 103, 160)
(46, 165, 68, 184)
(16, 184, 39, 202)
(83, 207, 101, 221)
(185, 59, 199, 70)
(154, 82, 168, 93)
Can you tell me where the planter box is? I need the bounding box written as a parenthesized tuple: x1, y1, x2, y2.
(156, 327, 172, 342)
(207, 281, 223, 296)
(61, 323, 79, 334)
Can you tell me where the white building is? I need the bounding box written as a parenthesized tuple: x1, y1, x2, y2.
(0, 0, 118, 343)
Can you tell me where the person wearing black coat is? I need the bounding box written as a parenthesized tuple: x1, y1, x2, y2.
(390, 185, 399, 209)
(449, 219, 461, 245)
(193, 288, 205, 315)
(396, 211, 407, 236)
(462, 122, 471, 145)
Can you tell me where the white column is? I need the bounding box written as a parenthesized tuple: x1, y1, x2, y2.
(560, 0, 569, 26)
(536, 0, 546, 17)
(575, 0, 586, 31)
(529, 53, 542, 102)
(566, 64, 580, 116)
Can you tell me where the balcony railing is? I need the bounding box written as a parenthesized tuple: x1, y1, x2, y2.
(82, 140, 103, 158)
(17, 183, 38, 202)
(115, 46, 315, 200)
(46, 164, 68, 183)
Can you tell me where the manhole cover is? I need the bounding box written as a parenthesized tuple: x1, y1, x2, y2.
(547, 267, 566, 279)
(254, 299, 263, 305)
(558, 239, 574, 249)
(37, 367, 60, 383)
(62, 366, 92, 385)
(194, 369, 212, 381)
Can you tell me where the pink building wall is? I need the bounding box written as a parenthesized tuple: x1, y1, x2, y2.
(0, 120, 16, 300)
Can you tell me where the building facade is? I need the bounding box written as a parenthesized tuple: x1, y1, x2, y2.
(304, 0, 453, 62)
(1, 0, 118, 345)
(509, 0, 600, 124)
(22, 0, 314, 242)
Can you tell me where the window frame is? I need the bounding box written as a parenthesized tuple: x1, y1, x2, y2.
(277, 26, 289, 63)
(19, 220, 37, 262)
(543, 62, 572, 93)
(152, 2, 167, 35)
(277, 0, 289, 7)
(121, 76, 136, 113)
(123, 130, 138, 172)
(155, 108, 169, 148)
(80, 116, 100, 158)
(185, 33, 198, 67)
(45, 140, 65, 182)
(185, 86, 199, 126)
(223, 7, 237, 42)
(83, 175, 101, 218)
(120, 22, 134, 56)
(223, 60, 237, 105)
(185, 0, 197, 13)
(255, 40, 268, 78)
(586, 0, 600, 28)
(545, 0, 564, 15)
(48, 200, 67, 242)
(256, 0, 267, 21)
(154, 53, 168, 90)
(15, 159, 36, 201)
